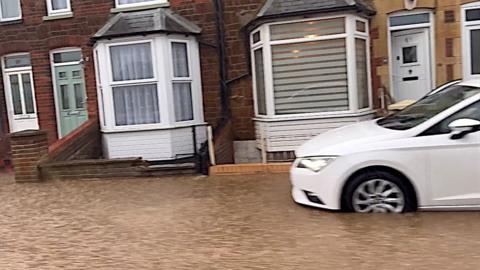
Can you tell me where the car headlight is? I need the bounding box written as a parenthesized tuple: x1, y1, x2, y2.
(294, 157, 337, 172)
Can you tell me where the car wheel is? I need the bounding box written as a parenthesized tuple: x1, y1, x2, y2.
(343, 171, 416, 213)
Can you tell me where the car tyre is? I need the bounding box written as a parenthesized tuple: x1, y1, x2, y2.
(342, 170, 416, 213)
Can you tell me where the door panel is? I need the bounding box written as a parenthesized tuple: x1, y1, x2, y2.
(55, 64, 88, 137)
(426, 132, 480, 205)
(423, 101, 480, 206)
(392, 28, 432, 101)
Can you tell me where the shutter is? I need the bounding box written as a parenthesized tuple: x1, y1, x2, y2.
(272, 39, 349, 115)
(270, 18, 345, 41)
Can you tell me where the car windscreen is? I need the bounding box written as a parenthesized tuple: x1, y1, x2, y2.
(378, 85, 480, 130)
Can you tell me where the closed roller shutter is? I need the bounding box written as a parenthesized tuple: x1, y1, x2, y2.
(272, 39, 348, 115)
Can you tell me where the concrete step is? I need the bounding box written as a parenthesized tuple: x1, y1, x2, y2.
(142, 162, 198, 177)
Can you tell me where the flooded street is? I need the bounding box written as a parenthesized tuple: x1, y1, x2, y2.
(0, 173, 479, 269)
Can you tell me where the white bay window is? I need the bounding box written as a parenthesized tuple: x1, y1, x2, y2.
(251, 15, 373, 153)
(251, 15, 372, 118)
(93, 9, 204, 161)
(95, 36, 203, 132)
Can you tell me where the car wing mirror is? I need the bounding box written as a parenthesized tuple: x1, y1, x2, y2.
(448, 118, 480, 140)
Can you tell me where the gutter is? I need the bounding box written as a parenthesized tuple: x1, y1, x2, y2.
(243, 5, 377, 33)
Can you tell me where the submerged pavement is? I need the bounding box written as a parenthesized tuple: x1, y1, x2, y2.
(0, 173, 479, 269)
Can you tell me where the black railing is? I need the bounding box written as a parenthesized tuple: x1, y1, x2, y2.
(188, 125, 210, 175)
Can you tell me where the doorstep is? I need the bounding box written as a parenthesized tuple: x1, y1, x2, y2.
(209, 163, 292, 176)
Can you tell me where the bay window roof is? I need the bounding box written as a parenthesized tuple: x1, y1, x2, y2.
(93, 8, 201, 41)
(258, 0, 376, 17)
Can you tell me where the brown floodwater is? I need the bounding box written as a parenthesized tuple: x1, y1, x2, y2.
(0, 173, 479, 269)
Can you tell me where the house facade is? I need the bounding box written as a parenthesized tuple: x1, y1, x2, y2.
(1, 0, 480, 167)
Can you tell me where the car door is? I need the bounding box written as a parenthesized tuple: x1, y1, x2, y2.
(421, 101, 480, 206)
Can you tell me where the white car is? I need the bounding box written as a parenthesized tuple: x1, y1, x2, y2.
(290, 79, 480, 213)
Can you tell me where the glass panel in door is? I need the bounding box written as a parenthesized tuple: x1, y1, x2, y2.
(55, 64, 88, 137)
(9, 74, 22, 115)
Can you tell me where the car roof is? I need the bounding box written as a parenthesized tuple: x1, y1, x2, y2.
(457, 79, 480, 88)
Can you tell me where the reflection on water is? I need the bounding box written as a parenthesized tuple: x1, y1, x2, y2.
(0, 173, 479, 269)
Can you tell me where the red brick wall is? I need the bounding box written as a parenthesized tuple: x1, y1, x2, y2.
(171, 0, 263, 141)
(10, 130, 49, 182)
(0, 0, 262, 152)
(0, 0, 113, 145)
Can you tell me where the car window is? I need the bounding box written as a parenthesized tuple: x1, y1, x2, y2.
(378, 85, 480, 130)
(420, 101, 480, 136)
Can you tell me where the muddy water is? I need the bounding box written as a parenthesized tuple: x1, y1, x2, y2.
(0, 173, 479, 269)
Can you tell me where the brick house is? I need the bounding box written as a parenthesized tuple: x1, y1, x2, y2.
(1, 0, 480, 169)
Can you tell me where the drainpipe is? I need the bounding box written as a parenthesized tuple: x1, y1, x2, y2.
(213, 0, 230, 122)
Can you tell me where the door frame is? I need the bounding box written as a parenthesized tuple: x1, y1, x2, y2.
(387, 9, 435, 100)
(50, 47, 84, 139)
(1, 53, 39, 133)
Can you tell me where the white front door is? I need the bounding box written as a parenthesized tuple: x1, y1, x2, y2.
(4, 71, 39, 132)
(392, 28, 432, 101)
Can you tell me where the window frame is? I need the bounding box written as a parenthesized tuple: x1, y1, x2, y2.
(46, 0, 72, 16)
(115, 0, 167, 9)
(169, 40, 195, 123)
(420, 99, 480, 136)
(462, 2, 480, 79)
(94, 35, 204, 132)
(105, 39, 162, 129)
(0, 0, 22, 22)
(1, 53, 37, 120)
(250, 14, 372, 120)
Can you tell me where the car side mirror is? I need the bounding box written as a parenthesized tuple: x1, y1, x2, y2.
(448, 118, 480, 140)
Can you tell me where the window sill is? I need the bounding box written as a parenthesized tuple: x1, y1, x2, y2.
(253, 110, 376, 122)
(101, 122, 207, 134)
(0, 19, 22, 26)
(110, 3, 170, 13)
(43, 12, 74, 21)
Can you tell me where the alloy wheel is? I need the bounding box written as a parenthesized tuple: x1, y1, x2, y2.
(352, 179, 405, 213)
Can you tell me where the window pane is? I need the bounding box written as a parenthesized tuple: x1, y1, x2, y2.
(118, 0, 156, 5)
(172, 42, 189, 78)
(110, 43, 154, 81)
(356, 21, 366, 32)
(53, 51, 81, 63)
(270, 18, 345, 41)
(466, 9, 480, 22)
(22, 74, 35, 114)
(4, 55, 31, 69)
(356, 39, 369, 109)
(74, 83, 84, 109)
(402, 46, 418, 64)
(60, 85, 70, 110)
(51, 0, 68, 10)
(389, 13, 429, 27)
(113, 84, 160, 126)
(252, 31, 261, 43)
(9, 75, 22, 115)
(0, 0, 20, 19)
(173, 83, 193, 122)
(272, 39, 349, 115)
(254, 48, 266, 115)
(471, 29, 480, 75)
